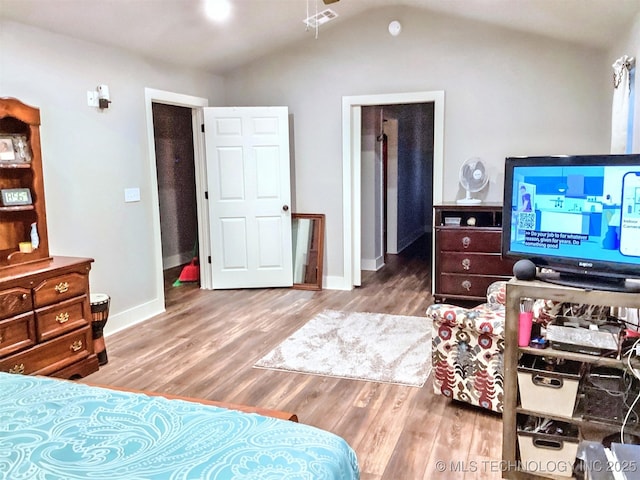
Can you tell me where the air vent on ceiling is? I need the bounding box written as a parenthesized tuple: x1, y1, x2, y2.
(303, 8, 338, 28)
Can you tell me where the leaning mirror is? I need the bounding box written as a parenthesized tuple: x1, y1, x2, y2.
(292, 213, 325, 290)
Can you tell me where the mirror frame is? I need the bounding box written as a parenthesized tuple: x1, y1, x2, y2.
(292, 213, 325, 291)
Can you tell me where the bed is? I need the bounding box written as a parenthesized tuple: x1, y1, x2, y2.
(0, 373, 360, 479)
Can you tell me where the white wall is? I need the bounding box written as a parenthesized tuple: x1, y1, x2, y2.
(1, 20, 224, 334)
(223, 5, 611, 282)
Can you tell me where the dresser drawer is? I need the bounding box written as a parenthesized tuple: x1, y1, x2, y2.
(438, 229, 502, 253)
(438, 273, 509, 298)
(35, 295, 90, 342)
(0, 312, 36, 358)
(0, 326, 92, 376)
(440, 252, 515, 275)
(0, 287, 33, 320)
(33, 272, 89, 308)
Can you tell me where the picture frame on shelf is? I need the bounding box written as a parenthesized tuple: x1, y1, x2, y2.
(0, 137, 16, 162)
(0, 135, 31, 163)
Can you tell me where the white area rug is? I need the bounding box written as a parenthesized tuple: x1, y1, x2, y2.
(254, 309, 432, 387)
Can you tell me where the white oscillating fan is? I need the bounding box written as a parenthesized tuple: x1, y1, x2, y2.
(457, 157, 489, 204)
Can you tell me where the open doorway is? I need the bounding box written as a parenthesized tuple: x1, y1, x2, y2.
(360, 103, 434, 277)
(152, 103, 199, 289)
(144, 88, 210, 312)
(342, 90, 445, 289)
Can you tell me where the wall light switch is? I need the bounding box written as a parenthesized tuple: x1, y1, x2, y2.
(124, 187, 141, 203)
(87, 91, 99, 107)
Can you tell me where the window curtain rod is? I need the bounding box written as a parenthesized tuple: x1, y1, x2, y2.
(613, 55, 635, 88)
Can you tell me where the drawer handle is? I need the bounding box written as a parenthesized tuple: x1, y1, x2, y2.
(56, 312, 70, 324)
(21, 293, 28, 300)
(532, 438, 563, 450)
(461, 236, 471, 249)
(532, 374, 563, 389)
(70, 340, 83, 352)
(462, 258, 471, 270)
(55, 282, 69, 294)
(461, 280, 472, 291)
(9, 363, 25, 374)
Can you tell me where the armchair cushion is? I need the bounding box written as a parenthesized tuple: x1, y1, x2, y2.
(428, 300, 505, 338)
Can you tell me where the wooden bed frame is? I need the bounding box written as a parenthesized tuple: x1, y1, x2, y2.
(87, 382, 299, 422)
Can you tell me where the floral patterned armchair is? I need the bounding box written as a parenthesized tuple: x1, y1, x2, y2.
(426, 282, 507, 413)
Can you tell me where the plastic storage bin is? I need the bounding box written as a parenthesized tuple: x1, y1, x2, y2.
(517, 354, 582, 418)
(517, 415, 579, 478)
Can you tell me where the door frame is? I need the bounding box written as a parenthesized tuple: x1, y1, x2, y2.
(144, 88, 211, 310)
(342, 90, 445, 289)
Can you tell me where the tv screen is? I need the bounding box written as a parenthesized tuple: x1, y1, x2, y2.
(502, 154, 640, 292)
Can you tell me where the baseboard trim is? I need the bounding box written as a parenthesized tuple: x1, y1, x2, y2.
(103, 298, 165, 337)
(324, 275, 353, 291)
(361, 257, 384, 272)
(163, 251, 193, 270)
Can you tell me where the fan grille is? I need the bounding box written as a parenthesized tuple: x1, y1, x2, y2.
(460, 159, 488, 192)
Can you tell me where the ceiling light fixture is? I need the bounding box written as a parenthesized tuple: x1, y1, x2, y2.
(205, 0, 232, 22)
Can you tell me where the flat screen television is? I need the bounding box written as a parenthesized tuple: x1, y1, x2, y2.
(502, 154, 640, 292)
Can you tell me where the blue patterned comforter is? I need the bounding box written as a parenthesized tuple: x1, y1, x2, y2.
(0, 373, 360, 479)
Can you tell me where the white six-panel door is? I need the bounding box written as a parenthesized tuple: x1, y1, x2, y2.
(203, 107, 293, 289)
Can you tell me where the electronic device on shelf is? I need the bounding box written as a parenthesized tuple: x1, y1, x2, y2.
(546, 316, 624, 356)
(502, 154, 640, 292)
(0, 187, 32, 206)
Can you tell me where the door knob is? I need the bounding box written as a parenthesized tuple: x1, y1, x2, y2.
(282, 205, 289, 211)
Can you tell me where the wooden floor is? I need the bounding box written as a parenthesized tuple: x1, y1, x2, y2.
(82, 239, 503, 479)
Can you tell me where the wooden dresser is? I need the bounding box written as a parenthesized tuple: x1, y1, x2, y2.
(0, 257, 98, 379)
(433, 203, 515, 303)
(0, 98, 99, 379)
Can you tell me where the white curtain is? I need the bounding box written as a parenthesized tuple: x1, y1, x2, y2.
(611, 55, 638, 330)
(611, 55, 635, 154)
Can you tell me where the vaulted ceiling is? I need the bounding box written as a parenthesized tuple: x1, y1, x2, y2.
(2, 0, 639, 74)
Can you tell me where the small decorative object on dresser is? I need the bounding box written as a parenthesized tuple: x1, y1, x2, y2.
(432, 203, 515, 303)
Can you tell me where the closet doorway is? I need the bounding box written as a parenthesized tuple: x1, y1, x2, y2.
(144, 88, 210, 313)
(152, 103, 199, 281)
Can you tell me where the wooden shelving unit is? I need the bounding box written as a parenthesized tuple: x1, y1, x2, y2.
(503, 279, 640, 479)
(0, 97, 50, 269)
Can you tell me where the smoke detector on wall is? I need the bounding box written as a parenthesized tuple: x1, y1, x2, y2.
(388, 20, 402, 36)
